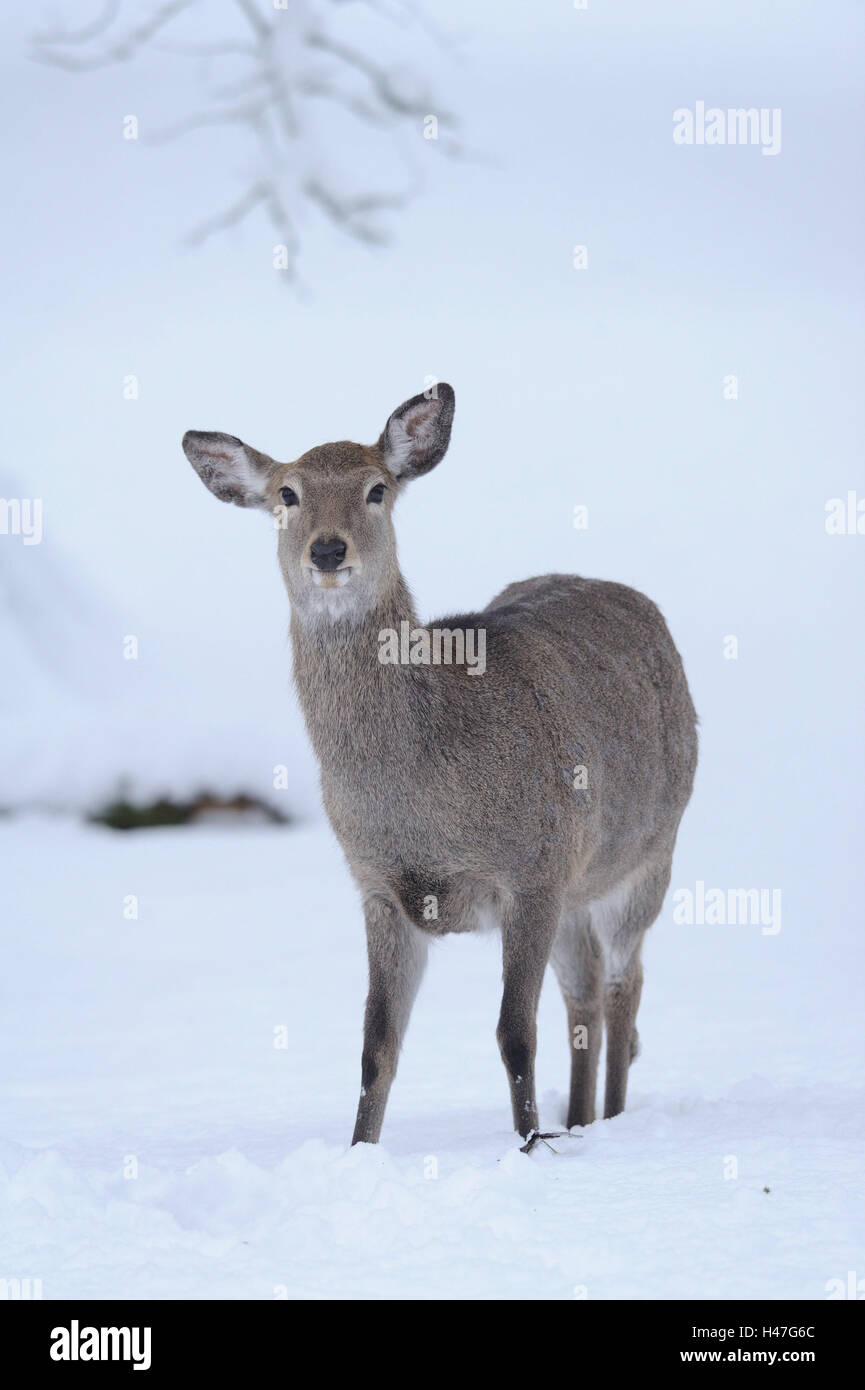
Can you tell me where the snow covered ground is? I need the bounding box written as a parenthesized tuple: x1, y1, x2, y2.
(1, 812, 861, 1300)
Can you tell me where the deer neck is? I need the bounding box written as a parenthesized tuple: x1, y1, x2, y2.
(290, 574, 421, 772)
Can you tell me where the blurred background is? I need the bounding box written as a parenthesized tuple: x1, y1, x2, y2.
(0, 0, 862, 878)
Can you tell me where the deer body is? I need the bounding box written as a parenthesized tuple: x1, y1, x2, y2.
(183, 387, 697, 1143)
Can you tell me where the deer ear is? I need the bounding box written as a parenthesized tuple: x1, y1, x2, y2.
(378, 384, 455, 481)
(182, 431, 277, 509)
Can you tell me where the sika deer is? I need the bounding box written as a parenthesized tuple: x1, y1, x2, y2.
(183, 385, 697, 1143)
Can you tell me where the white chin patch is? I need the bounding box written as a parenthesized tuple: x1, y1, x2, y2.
(310, 567, 353, 588)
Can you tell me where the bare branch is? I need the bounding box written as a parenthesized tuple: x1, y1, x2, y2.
(360, 0, 467, 57)
(308, 30, 455, 124)
(296, 75, 388, 127)
(183, 181, 269, 247)
(233, 0, 272, 43)
(149, 102, 268, 144)
(33, 0, 201, 69)
(33, 0, 122, 46)
(153, 38, 257, 60)
(32, 0, 463, 280)
(305, 179, 409, 245)
(204, 72, 271, 103)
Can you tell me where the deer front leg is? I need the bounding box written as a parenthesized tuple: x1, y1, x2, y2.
(496, 892, 559, 1138)
(351, 897, 428, 1145)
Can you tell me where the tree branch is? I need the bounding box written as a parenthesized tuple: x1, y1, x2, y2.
(32, 0, 462, 279)
(183, 180, 269, 247)
(33, 0, 201, 69)
(307, 30, 455, 124)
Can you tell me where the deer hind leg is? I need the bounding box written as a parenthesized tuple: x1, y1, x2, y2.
(496, 890, 560, 1138)
(550, 907, 603, 1128)
(351, 896, 428, 1146)
(590, 860, 672, 1120)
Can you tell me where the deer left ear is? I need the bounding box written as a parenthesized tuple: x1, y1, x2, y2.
(378, 384, 455, 481)
(182, 430, 278, 509)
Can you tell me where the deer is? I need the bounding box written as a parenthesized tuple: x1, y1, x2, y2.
(182, 384, 698, 1145)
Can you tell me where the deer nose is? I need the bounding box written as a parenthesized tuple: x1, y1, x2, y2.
(310, 538, 348, 571)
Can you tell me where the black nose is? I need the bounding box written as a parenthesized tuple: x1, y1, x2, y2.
(310, 538, 347, 571)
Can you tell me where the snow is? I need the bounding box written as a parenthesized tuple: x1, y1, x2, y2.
(0, 0, 862, 1302)
(1, 814, 861, 1300)
(0, 474, 317, 817)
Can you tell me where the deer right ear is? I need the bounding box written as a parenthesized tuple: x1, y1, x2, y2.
(378, 384, 455, 482)
(182, 430, 277, 509)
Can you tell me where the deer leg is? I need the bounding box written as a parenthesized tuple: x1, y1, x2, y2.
(496, 892, 559, 1138)
(551, 909, 603, 1128)
(592, 861, 671, 1120)
(603, 953, 644, 1119)
(351, 897, 428, 1145)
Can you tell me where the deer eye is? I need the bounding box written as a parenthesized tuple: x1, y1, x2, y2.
(280, 486, 299, 507)
(366, 482, 386, 504)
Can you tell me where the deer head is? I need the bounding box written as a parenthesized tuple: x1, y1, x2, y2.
(182, 385, 455, 622)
